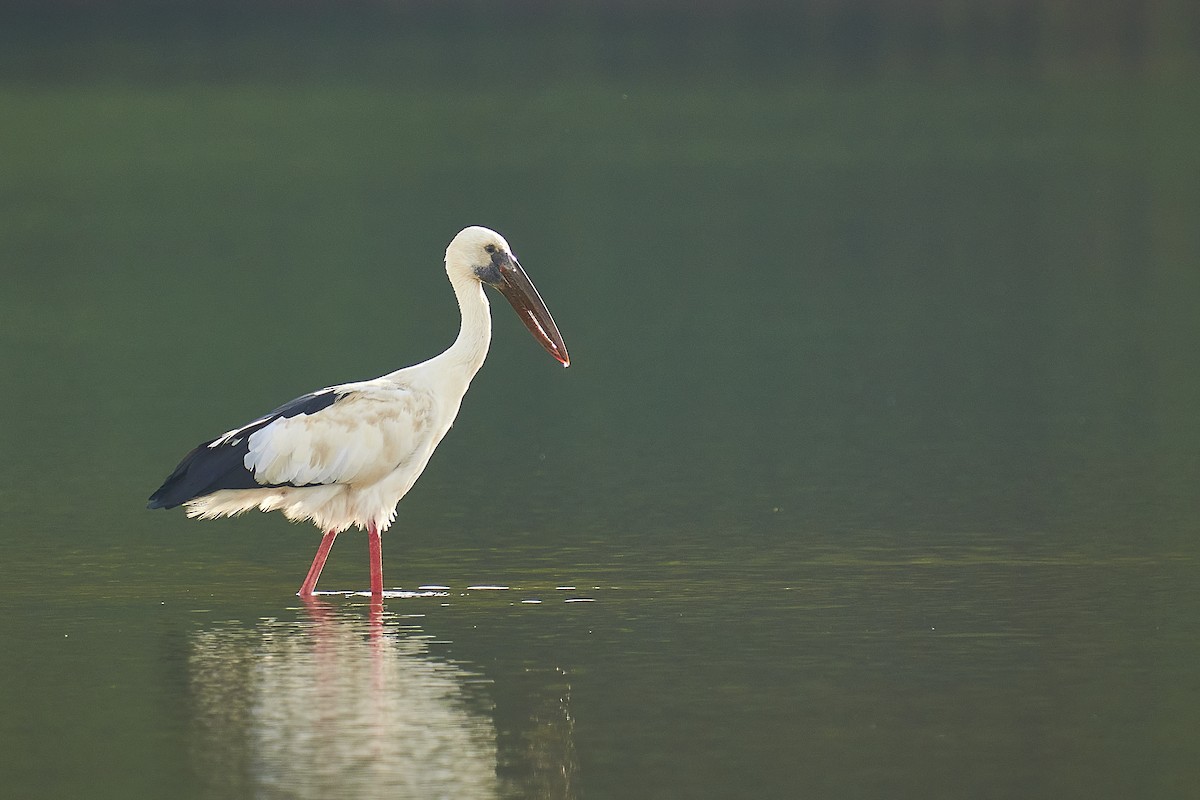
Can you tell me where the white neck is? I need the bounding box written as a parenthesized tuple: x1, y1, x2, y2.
(427, 270, 492, 381)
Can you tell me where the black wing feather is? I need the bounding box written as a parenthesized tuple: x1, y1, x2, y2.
(147, 389, 340, 510)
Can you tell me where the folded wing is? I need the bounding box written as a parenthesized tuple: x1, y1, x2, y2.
(147, 383, 434, 509)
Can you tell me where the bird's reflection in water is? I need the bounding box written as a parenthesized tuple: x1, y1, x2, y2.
(188, 599, 575, 799)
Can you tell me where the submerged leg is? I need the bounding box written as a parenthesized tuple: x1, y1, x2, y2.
(368, 522, 384, 597)
(298, 529, 339, 597)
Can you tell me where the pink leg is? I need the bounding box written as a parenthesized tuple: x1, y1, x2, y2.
(368, 522, 384, 597)
(298, 530, 338, 597)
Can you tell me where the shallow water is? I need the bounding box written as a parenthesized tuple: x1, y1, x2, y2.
(2, 7, 1199, 799)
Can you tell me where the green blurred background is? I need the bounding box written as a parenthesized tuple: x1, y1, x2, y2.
(1, 2, 1198, 798)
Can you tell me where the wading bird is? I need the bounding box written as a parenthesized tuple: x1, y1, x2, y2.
(148, 226, 569, 597)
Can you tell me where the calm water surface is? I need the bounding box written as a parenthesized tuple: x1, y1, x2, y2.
(2, 10, 1199, 800)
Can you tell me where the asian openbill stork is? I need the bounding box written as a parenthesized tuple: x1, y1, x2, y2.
(148, 226, 569, 597)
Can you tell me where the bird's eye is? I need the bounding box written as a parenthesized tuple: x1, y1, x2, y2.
(484, 244, 497, 254)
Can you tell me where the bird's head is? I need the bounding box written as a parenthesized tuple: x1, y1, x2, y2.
(446, 226, 570, 367)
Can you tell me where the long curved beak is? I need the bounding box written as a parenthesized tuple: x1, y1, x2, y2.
(490, 252, 570, 367)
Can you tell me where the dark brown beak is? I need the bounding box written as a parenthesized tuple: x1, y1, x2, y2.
(488, 252, 570, 367)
